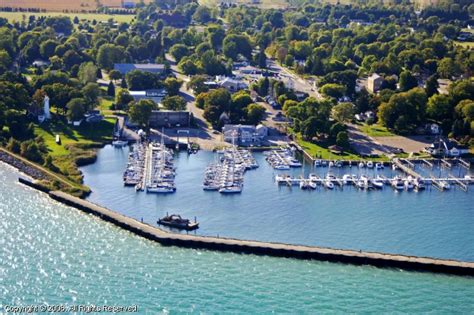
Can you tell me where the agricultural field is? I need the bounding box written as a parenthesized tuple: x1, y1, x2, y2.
(0, 11, 135, 23)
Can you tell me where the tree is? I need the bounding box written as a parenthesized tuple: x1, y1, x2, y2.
(109, 70, 122, 82)
(115, 89, 134, 110)
(66, 98, 86, 121)
(223, 34, 252, 60)
(78, 62, 97, 85)
(128, 99, 157, 128)
(170, 44, 189, 63)
(320, 83, 346, 99)
(437, 57, 459, 79)
(39, 40, 58, 59)
(125, 70, 160, 91)
(96, 44, 125, 70)
(162, 96, 186, 111)
(336, 131, 349, 148)
(193, 6, 213, 23)
(331, 102, 354, 123)
(81, 83, 101, 110)
(20, 140, 43, 163)
(164, 77, 183, 96)
(245, 104, 266, 125)
(203, 88, 231, 127)
(188, 75, 209, 95)
(427, 94, 452, 122)
(107, 81, 115, 97)
(425, 74, 439, 97)
(399, 70, 418, 92)
(6, 137, 21, 153)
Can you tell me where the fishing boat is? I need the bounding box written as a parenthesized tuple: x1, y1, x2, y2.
(157, 214, 199, 230)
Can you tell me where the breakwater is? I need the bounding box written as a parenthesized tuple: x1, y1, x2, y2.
(19, 178, 474, 276)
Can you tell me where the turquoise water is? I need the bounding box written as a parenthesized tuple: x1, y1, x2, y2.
(81, 146, 474, 261)
(1, 163, 474, 313)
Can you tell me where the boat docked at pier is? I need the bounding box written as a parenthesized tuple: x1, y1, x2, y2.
(157, 214, 199, 230)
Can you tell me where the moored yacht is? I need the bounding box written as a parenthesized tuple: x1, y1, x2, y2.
(391, 176, 405, 190)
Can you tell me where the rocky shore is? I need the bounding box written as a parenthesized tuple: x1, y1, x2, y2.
(0, 150, 50, 181)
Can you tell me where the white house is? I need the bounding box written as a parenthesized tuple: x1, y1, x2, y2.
(222, 124, 266, 146)
(426, 139, 469, 157)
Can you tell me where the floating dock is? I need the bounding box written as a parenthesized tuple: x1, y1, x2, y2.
(19, 182, 471, 276)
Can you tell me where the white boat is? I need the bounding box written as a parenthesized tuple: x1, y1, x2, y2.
(314, 160, 322, 167)
(342, 174, 353, 185)
(274, 164, 290, 170)
(324, 180, 335, 189)
(335, 160, 343, 168)
(287, 158, 302, 167)
(358, 162, 365, 168)
(328, 161, 334, 167)
(308, 181, 317, 189)
(321, 160, 328, 167)
(391, 177, 404, 190)
(414, 178, 425, 191)
(371, 177, 384, 189)
(375, 162, 384, 170)
(439, 181, 451, 190)
(147, 185, 176, 193)
(113, 140, 128, 147)
(219, 184, 243, 194)
(366, 161, 374, 168)
(309, 173, 320, 182)
(392, 164, 399, 171)
(404, 177, 414, 190)
(300, 180, 316, 190)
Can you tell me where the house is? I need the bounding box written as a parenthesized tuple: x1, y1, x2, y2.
(222, 124, 267, 146)
(217, 77, 248, 92)
(367, 73, 383, 93)
(425, 139, 469, 157)
(129, 89, 167, 105)
(32, 60, 50, 68)
(148, 110, 190, 128)
(114, 63, 165, 75)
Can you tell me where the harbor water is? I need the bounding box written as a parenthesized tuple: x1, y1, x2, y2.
(1, 163, 473, 313)
(81, 145, 474, 261)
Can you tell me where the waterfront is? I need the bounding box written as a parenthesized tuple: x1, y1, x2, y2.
(1, 163, 474, 313)
(81, 145, 474, 261)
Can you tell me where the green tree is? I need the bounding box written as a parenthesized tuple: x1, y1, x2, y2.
(331, 102, 354, 123)
(245, 103, 266, 125)
(170, 44, 189, 63)
(81, 83, 101, 110)
(336, 131, 349, 148)
(115, 89, 134, 110)
(66, 98, 86, 121)
(427, 94, 452, 122)
(164, 77, 183, 96)
(96, 44, 125, 70)
(320, 83, 346, 99)
(162, 96, 186, 111)
(78, 62, 97, 85)
(107, 81, 115, 97)
(399, 70, 418, 92)
(425, 74, 439, 97)
(188, 75, 209, 95)
(109, 70, 122, 82)
(129, 99, 157, 128)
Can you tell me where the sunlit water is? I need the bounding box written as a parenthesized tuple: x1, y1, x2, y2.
(1, 163, 474, 313)
(81, 145, 474, 261)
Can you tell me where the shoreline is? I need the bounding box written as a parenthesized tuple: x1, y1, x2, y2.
(18, 176, 474, 277)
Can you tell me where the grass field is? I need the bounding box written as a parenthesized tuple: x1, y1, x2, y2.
(454, 41, 474, 49)
(359, 124, 395, 137)
(35, 117, 115, 157)
(0, 11, 134, 23)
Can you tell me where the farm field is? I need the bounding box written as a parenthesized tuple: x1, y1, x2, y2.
(0, 11, 135, 23)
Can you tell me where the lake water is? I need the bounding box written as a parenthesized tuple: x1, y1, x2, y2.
(1, 163, 473, 313)
(81, 145, 474, 261)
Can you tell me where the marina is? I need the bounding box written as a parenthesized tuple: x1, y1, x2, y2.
(203, 147, 258, 193)
(81, 146, 474, 262)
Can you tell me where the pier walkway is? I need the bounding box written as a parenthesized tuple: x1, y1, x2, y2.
(43, 189, 474, 276)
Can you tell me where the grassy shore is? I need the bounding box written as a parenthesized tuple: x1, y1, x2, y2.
(0, 11, 134, 23)
(34, 116, 115, 190)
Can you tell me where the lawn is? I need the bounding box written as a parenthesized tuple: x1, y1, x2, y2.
(35, 117, 115, 157)
(359, 123, 395, 137)
(0, 11, 134, 23)
(454, 41, 474, 49)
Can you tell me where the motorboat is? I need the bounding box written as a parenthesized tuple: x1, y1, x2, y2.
(287, 158, 302, 167)
(314, 160, 322, 167)
(335, 160, 343, 168)
(392, 164, 399, 171)
(157, 214, 199, 230)
(342, 174, 353, 185)
(358, 162, 365, 168)
(375, 162, 384, 170)
(324, 180, 335, 189)
(321, 160, 328, 167)
(439, 181, 451, 190)
(391, 177, 404, 190)
(147, 184, 176, 193)
(328, 161, 334, 167)
(219, 184, 243, 194)
(366, 161, 374, 168)
(274, 164, 290, 170)
(404, 177, 414, 190)
(309, 173, 320, 183)
(300, 180, 316, 190)
(413, 178, 425, 191)
(371, 176, 384, 189)
(112, 139, 128, 147)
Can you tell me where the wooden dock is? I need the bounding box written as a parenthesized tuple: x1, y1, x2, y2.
(392, 159, 421, 178)
(19, 183, 470, 277)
